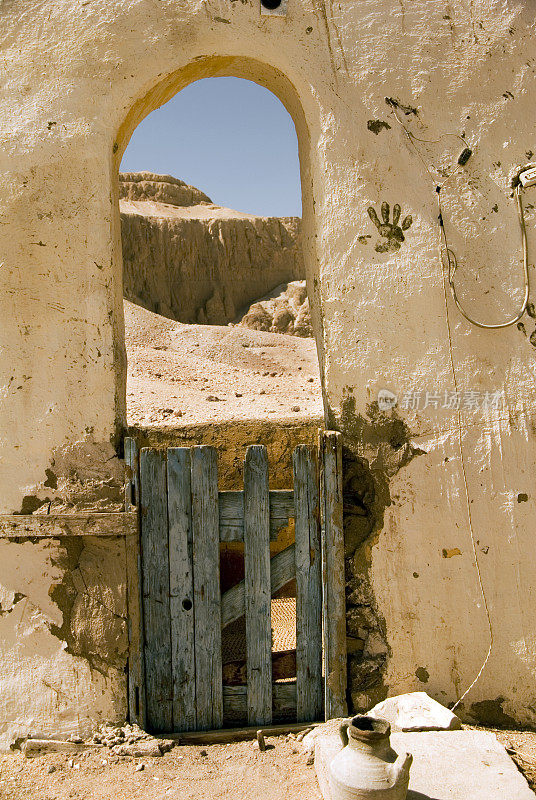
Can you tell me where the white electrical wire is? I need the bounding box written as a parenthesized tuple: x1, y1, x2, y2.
(388, 98, 531, 329)
(440, 184, 530, 329)
(439, 235, 494, 714)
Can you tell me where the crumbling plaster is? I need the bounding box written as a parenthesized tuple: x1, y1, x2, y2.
(0, 536, 128, 749)
(2, 0, 536, 736)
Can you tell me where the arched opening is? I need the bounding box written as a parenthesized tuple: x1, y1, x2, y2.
(119, 76, 322, 432)
(116, 66, 325, 729)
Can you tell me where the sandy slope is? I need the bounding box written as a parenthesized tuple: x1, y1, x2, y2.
(125, 300, 323, 427)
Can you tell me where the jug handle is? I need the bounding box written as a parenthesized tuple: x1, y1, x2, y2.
(339, 721, 349, 747)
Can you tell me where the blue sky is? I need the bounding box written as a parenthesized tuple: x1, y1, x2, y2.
(121, 77, 301, 217)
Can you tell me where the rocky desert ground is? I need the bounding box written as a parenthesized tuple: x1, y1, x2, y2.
(2, 725, 536, 800)
(125, 295, 323, 428)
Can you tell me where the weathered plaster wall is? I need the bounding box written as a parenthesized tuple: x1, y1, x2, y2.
(2, 0, 536, 737)
(0, 536, 128, 748)
(13, 441, 126, 516)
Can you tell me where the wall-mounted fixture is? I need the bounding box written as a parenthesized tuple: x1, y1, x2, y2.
(261, 0, 288, 17)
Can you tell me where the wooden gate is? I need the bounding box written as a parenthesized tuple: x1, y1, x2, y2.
(124, 431, 346, 733)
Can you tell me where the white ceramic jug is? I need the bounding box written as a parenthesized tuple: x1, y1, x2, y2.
(329, 715, 413, 800)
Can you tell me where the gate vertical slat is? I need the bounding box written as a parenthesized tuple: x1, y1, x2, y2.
(293, 445, 323, 722)
(320, 430, 347, 720)
(167, 447, 196, 732)
(124, 437, 146, 729)
(244, 445, 273, 726)
(140, 448, 173, 732)
(191, 446, 223, 730)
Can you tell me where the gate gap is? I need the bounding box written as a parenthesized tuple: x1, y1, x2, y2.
(120, 77, 323, 433)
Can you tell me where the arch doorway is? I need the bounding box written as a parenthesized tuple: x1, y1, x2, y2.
(116, 70, 343, 733)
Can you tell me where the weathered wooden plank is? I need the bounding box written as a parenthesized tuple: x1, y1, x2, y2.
(244, 445, 272, 726)
(126, 532, 145, 727)
(191, 446, 223, 730)
(320, 431, 347, 720)
(223, 683, 296, 724)
(0, 513, 138, 538)
(219, 490, 295, 541)
(168, 721, 313, 745)
(221, 543, 296, 629)
(220, 520, 292, 542)
(124, 438, 146, 729)
(124, 436, 139, 512)
(293, 445, 323, 722)
(140, 448, 173, 733)
(220, 490, 294, 522)
(167, 448, 196, 732)
(218, 491, 245, 542)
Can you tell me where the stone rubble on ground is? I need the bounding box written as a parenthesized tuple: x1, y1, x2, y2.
(23, 722, 174, 759)
(92, 722, 174, 757)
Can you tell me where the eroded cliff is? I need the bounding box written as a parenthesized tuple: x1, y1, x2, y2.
(120, 172, 303, 325)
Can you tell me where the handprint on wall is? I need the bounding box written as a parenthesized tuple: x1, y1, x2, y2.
(367, 202, 413, 253)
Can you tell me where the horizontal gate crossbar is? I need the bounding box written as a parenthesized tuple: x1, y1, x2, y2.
(223, 683, 296, 723)
(0, 513, 138, 538)
(218, 490, 294, 541)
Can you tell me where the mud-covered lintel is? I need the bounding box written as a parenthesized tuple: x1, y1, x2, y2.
(0, 512, 138, 538)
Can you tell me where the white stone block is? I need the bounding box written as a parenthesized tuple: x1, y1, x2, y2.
(315, 730, 534, 800)
(368, 692, 462, 732)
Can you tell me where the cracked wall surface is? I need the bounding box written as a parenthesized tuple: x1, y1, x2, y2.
(2, 0, 536, 735)
(0, 537, 128, 749)
(16, 441, 125, 516)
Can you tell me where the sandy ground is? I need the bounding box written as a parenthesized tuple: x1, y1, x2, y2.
(1, 728, 535, 799)
(125, 300, 323, 428)
(492, 729, 536, 792)
(0, 735, 321, 800)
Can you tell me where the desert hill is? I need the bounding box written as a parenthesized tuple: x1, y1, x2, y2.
(120, 172, 303, 326)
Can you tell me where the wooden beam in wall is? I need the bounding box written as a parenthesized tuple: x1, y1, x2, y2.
(0, 513, 138, 538)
